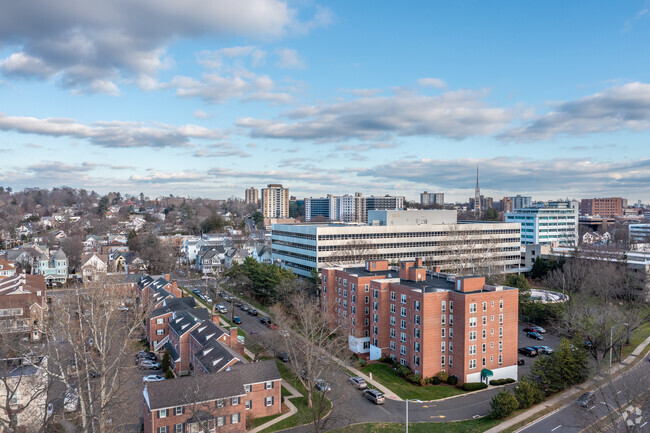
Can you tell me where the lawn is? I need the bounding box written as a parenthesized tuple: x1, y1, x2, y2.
(360, 363, 466, 400)
(328, 417, 501, 433)
(622, 315, 650, 359)
(251, 411, 284, 428)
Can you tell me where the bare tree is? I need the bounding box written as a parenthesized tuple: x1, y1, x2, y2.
(322, 240, 378, 267)
(46, 274, 149, 432)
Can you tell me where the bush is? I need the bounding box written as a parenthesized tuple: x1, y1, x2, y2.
(419, 378, 426, 386)
(437, 371, 448, 382)
(161, 350, 171, 373)
(408, 374, 421, 384)
(164, 369, 175, 379)
(378, 357, 393, 364)
(447, 375, 459, 386)
(514, 376, 544, 409)
(351, 353, 359, 361)
(358, 359, 367, 368)
(431, 377, 441, 385)
(461, 382, 488, 391)
(489, 378, 516, 386)
(397, 365, 412, 378)
(490, 389, 519, 419)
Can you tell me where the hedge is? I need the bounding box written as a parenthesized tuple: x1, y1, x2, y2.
(431, 377, 441, 385)
(489, 378, 516, 386)
(461, 382, 488, 391)
(447, 375, 459, 386)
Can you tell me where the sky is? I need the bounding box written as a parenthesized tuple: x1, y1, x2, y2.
(1, 0, 650, 203)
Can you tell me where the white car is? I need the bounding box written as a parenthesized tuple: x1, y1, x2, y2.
(139, 360, 162, 370)
(143, 375, 166, 383)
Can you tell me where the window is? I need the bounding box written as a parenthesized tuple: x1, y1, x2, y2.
(352, 306, 356, 315)
(414, 328, 420, 339)
(401, 307, 407, 317)
(365, 307, 369, 316)
(390, 291, 396, 301)
(401, 294, 407, 304)
(352, 294, 355, 303)
(482, 316, 487, 326)
(265, 381, 274, 390)
(373, 302, 378, 311)
(499, 314, 503, 325)
(469, 345, 476, 355)
(414, 356, 420, 366)
(441, 328, 445, 338)
(231, 413, 240, 424)
(373, 314, 378, 323)
(499, 354, 503, 365)
(469, 303, 477, 313)
(157, 427, 168, 433)
(390, 341, 396, 350)
(373, 326, 378, 335)
(449, 355, 453, 366)
(216, 399, 225, 408)
(351, 283, 355, 291)
(400, 332, 406, 342)
(174, 424, 183, 433)
(469, 331, 477, 341)
(373, 289, 378, 299)
(482, 343, 486, 353)
(400, 345, 406, 355)
(482, 302, 487, 311)
(244, 384, 252, 393)
(343, 300, 347, 308)
(343, 289, 347, 298)
(491, 315, 494, 322)
(441, 300, 446, 312)
(449, 327, 453, 339)
(441, 314, 446, 326)
(365, 296, 369, 304)
(156, 329, 164, 335)
(449, 301, 453, 312)
(482, 329, 487, 339)
(246, 400, 252, 410)
(482, 357, 486, 367)
(491, 301, 495, 307)
(390, 304, 396, 314)
(414, 342, 420, 352)
(499, 327, 503, 338)
(441, 341, 445, 353)
(365, 319, 369, 327)
(174, 406, 184, 416)
(414, 300, 420, 311)
(400, 358, 406, 365)
(490, 356, 494, 363)
(449, 315, 453, 326)
(390, 316, 396, 326)
(469, 359, 476, 369)
(365, 284, 369, 292)
(469, 317, 476, 327)
(265, 396, 275, 406)
(414, 315, 420, 325)
(156, 318, 164, 324)
(217, 416, 225, 427)
(231, 396, 240, 406)
(401, 320, 407, 329)
(390, 328, 396, 338)
(158, 409, 169, 418)
(343, 279, 347, 287)
(499, 341, 503, 352)
(449, 341, 453, 352)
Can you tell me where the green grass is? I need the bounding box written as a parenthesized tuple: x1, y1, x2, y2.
(360, 363, 466, 400)
(251, 412, 284, 428)
(328, 417, 501, 433)
(622, 317, 650, 359)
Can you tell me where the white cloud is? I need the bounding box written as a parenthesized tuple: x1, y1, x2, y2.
(192, 110, 211, 119)
(275, 48, 306, 69)
(0, 52, 56, 78)
(417, 77, 448, 89)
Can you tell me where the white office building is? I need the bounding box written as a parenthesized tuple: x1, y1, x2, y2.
(629, 224, 650, 244)
(272, 210, 521, 277)
(505, 201, 578, 246)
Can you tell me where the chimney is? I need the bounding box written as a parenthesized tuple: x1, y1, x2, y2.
(415, 258, 423, 267)
(164, 273, 171, 281)
(229, 327, 238, 347)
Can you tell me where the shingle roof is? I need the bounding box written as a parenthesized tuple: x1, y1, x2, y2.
(151, 297, 197, 318)
(189, 320, 227, 346)
(144, 360, 280, 410)
(192, 338, 244, 374)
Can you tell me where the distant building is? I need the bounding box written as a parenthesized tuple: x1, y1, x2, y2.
(580, 197, 624, 217)
(420, 192, 444, 206)
(244, 187, 259, 206)
(502, 195, 532, 213)
(34, 249, 68, 285)
(506, 201, 578, 246)
(0, 273, 47, 340)
(629, 224, 650, 244)
(305, 196, 337, 222)
(261, 184, 289, 218)
(304, 193, 404, 223)
(0, 259, 17, 279)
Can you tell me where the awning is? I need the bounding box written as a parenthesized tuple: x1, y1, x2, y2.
(481, 368, 493, 379)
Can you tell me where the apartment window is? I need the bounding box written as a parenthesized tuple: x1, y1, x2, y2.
(352, 306, 356, 315)
(244, 384, 252, 393)
(231, 413, 240, 424)
(469, 303, 477, 313)
(390, 341, 396, 351)
(482, 343, 486, 353)
(414, 356, 420, 366)
(414, 300, 420, 311)
(365, 319, 369, 327)
(499, 327, 503, 338)
(343, 301, 347, 309)
(441, 314, 446, 326)
(449, 341, 453, 352)
(441, 328, 446, 338)
(365, 284, 369, 292)
(441, 300, 446, 312)
(400, 358, 406, 365)
(482, 302, 487, 311)
(157, 427, 168, 433)
(156, 318, 164, 324)
(373, 302, 378, 311)
(490, 356, 494, 363)
(414, 315, 420, 325)
(158, 409, 169, 419)
(390, 316, 396, 326)
(343, 279, 347, 287)
(373, 313, 378, 323)
(401, 294, 407, 304)
(449, 301, 453, 312)
(469, 317, 477, 327)
(323, 275, 327, 285)
(441, 341, 445, 353)
(231, 396, 240, 406)
(449, 355, 453, 367)
(352, 294, 355, 303)
(400, 332, 406, 342)
(449, 315, 453, 326)
(482, 316, 487, 326)
(156, 329, 164, 335)
(469, 331, 477, 341)
(491, 314, 495, 322)
(390, 291, 396, 301)
(246, 400, 252, 410)
(373, 337, 378, 346)
(414, 328, 420, 339)
(499, 300, 503, 310)
(174, 424, 183, 433)
(414, 342, 420, 353)
(351, 283, 356, 291)
(491, 301, 495, 307)
(373, 289, 378, 299)
(482, 329, 487, 339)
(216, 399, 225, 408)
(373, 326, 378, 335)
(265, 381, 274, 389)
(401, 320, 407, 329)
(482, 357, 486, 367)
(400, 345, 406, 355)
(343, 290, 347, 298)
(365, 296, 369, 304)
(499, 354, 503, 365)
(469, 345, 476, 355)
(469, 359, 476, 369)
(390, 329, 396, 338)
(499, 341, 503, 352)
(401, 307, 407, 317)
(265, 396, 275, 407)
(174, 406, 184, 416)
(499, 314, 503, 325)
(390, 304, 396, 314)
(216, 417, 225, 427)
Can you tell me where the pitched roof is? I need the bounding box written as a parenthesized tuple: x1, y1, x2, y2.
(169, 310, 208, 336)
(0, 273, 46, 296)
(151, 297, 197, 318)
(192, 338, 244, 374)
(51, 249, 67, 260)
(144, 360, 280, 410)
(189, 320, 227, 346)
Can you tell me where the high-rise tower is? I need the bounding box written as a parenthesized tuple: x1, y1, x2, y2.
(474, 166, 481, 215)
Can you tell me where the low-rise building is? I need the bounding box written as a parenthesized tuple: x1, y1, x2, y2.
(0, 259, 17, 279)
(0, 273, 47, 340)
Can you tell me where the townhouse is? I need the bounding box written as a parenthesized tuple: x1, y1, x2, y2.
(322, 258, 519, 383)
(0, 272, 47, 340)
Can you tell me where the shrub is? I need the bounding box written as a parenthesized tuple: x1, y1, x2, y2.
(408, 374, 421, 384)
(447, 375, 459, 386)
(351, 353, 359, 361)
(437, 371, 448, 382)
(164, 369, 175, 379)
(358, 359, 367, 368)
(378, 357, 393, 364)
(431, 377, 441, 385)
(489, 378, 516, 386)
(461, 382, 488, 391)
(490, 389, 519, 419)
(161, 350, 171, 373)
(419, 378, 426, 386)
(397, 365, 412, 378)
(514, 376, 544, 409)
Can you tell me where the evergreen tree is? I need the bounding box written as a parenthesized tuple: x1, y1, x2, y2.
(514, 376, 544, 409)
(490, 389, 519, 419)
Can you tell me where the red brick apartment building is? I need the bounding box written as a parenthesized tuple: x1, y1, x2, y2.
(0, 272, 47, 340)
(143, 360, 281, 433)
(580, 197, 623, 217)
(322, 259, 519, 383)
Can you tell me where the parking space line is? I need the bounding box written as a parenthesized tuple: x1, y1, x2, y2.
(551, 425, 562, 432)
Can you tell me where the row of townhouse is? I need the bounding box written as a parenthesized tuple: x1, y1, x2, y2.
(321, 258, 519, 383)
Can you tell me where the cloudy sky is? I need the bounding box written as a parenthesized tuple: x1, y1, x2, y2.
(1, 1, 650, 203)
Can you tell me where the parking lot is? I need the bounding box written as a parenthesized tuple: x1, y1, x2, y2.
(517, 322, 562, 379)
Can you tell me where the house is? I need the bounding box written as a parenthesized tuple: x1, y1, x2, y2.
(252, 244, 273, 265)
(83, 235, 105, 252)
(33, 249, 68, 285)
(0, 355, 49, 431)
(114, 251, 147, 274)
(190, 320, 245, 375)
(582, 231, 613, 245)
(165, 311, 212, 376)
(139, 275, 182, 311)
(196, 247, 225, 275)
(224, 248, 248, 269)
(143, 360, 281, 433)
(0, 273, 47, 340)
(80, 253, 108, 282)
(0, 259, 17, 279)
(147, 297, 201, 352)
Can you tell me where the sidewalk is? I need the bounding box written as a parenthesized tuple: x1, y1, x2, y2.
(485, 334, 650, 433)
(332, 356, 403, 401)
(250, 379, 302, 433)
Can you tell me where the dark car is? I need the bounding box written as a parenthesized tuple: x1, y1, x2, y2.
(259, 317, 271, 325)
(518, 347, 538, 357)
(233, 316, 242, 325)
(276, 351, 290, 362)
(248, 309, 258, 316)
(577, 391, 595, 408)
(533, 345, 553, 355)
(527, 331, 544, 340)
(523, 326, 537, 333)
(314, 379, 331, 392)
(362, 389, 385, 404)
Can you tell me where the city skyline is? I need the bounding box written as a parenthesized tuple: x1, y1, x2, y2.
(1, 1, 650, 202)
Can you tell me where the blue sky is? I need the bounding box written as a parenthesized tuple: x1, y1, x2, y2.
(1, 0, 650, 203)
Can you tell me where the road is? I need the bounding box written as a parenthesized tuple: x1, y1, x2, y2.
(517, 358, 649, 433)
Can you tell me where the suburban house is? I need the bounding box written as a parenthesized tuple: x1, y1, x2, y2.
(0, 273, 47, 340)
(0, 259, 17, 279)
(33, 249, 68, 285)
(80, 253, 108, 282)
(196, 246, 225, 275)
(143, 361, 281, 433)
(252, 245, 273, 265)
(114, 251, 147, 274)
(0, 355, 49, 431)
(224, 248, 248, 269)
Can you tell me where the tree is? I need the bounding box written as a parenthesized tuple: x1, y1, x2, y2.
(201, 214, 225, 234)
(46, 274, 149, 432)
(529, 338, 589, 395)
(514, 376, 543, 409)
(481, 207, 500, 221)
(97, 196, 109, 217)
(489, 389, 519, 419)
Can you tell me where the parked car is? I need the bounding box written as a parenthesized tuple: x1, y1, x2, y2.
(349, 376, 367, 389)
(577, 391, 595, 408)
(240, 304, 248, 311)
(260, 317, 271, 325)
(267, 322, 278, 330)
(362, 389, 385, 404)
(518, 347, 538, 357)
(527, 331, 544, 340)
(276, 351, 290, 362)
(533, 345, 553, 355)
(204, 296, 213, 303)
(140, 360, 162, 370)
(192, 289, 201, 295)
(531, 326, 546, 334)
(314, 379, 331, 392)
(143, 375, 166, 383)
(47, 402, 53, 418)
(248, 309, 258, 316)
(233, 316, 242, 325)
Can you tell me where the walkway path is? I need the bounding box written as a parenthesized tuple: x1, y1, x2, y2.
(250, 379, 302, 433)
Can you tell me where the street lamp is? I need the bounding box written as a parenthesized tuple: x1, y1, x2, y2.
(609, 322, 628, 374)
(405, 399, 422, 433)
